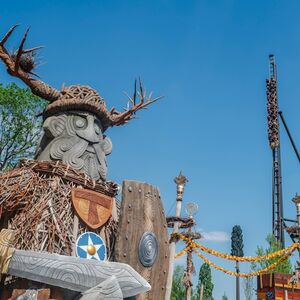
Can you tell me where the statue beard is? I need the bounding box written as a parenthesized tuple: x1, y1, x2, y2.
(49, 135, 107, 181)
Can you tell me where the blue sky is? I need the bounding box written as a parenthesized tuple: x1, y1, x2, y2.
(2, 1, 300, 299)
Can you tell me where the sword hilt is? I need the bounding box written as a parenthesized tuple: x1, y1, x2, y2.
(0, 229, 15, 277)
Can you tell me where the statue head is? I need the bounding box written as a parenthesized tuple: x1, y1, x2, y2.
(36, 85, 113, 181)
(0, 25, 161, 181)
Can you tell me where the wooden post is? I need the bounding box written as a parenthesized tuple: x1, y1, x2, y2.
(199, 284, 204, 300)
(165, 172, 188, 300)
(185, 227, 193, 300)
(185, 250, 193, 300)
(71, 214, 79, 256)
(284, 289, 289, 300)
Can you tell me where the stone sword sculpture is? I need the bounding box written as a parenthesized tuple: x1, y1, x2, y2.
(0, 229, 151, 299)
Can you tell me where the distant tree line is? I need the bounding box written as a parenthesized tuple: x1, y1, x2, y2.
(171, 262, 214, 300)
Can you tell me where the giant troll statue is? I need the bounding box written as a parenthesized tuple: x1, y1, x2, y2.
(0, 25, 161, 299)
(0, 25, 159, 182)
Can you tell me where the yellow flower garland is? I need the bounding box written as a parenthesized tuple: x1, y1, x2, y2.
(193, 248, 294, 278)
(173, 232, 298, 277)
(174, 245, 191, 258)
(174, 233, 299, 262)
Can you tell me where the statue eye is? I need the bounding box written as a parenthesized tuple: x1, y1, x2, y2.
(74, 116, 87, 128)
(94, 122, 101, 134)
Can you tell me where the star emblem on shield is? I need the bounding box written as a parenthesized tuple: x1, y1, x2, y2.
(76, 232, 107, 261)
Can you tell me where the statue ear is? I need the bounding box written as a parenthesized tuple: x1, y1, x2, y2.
(43, 115, 67, 138)
(102, 136, 113, 155)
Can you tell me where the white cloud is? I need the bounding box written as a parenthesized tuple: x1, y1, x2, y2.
(201, 231, 230, 242)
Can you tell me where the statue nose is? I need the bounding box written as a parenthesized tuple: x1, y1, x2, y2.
(76, 116, 100, 143)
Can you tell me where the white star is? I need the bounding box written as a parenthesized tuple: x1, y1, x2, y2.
(78, 234, 104, 260)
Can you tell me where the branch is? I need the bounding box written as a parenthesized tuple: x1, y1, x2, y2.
(0, 25, 60, 101)
(14, 27, 30, 72)
(0, 24, 19, 48)
(108, 78, 162, 126)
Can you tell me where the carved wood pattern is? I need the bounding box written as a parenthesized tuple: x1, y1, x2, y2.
(8, 250, 150, 298)
(37, 112, 112, 181)
(80, 275, 123, 300)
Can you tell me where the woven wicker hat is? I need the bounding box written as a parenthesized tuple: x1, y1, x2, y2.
(43, 85, 113, 130)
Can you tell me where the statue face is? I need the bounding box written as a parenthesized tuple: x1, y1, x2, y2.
(36, 111, 112, 181)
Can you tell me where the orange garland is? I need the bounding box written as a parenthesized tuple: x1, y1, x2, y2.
(173, 233, 298, 277)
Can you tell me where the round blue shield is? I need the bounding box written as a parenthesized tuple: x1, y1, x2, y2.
(76, 231, 107, 261)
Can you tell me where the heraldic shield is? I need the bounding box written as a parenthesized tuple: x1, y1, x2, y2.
(71, 188, 113, 229)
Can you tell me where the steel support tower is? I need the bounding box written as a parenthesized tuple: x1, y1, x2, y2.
(266, 54, 285, 247)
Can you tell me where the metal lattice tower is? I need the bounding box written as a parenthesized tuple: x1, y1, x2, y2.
(266, 54, 285, 247)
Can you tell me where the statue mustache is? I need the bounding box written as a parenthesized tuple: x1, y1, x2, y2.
(50, 135, 107, 180)
(62, 137, 89, 170)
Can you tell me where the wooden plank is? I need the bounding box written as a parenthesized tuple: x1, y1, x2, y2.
(275, 289, 300, 299)
(114, 180, 169, 300)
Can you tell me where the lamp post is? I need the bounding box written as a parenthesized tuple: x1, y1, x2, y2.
(165, 171, 188, 300)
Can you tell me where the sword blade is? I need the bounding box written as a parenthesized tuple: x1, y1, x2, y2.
(8, 250, 150, 298)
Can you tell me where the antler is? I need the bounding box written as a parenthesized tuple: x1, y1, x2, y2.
(108, 78, 162, 126)
(0, 25, 60, 101)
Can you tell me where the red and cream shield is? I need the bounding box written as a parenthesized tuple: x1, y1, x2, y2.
(71, 188, 113, 229)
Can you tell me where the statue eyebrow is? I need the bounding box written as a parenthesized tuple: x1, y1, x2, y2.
(71, 112, 87, 118)
(71, 112, 103, 129)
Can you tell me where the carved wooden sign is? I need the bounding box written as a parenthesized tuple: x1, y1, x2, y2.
(71, 188, 112, 229)
(115, 180, 170, 300)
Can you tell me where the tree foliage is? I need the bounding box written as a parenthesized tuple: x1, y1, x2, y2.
(243, 277, 254, 300)
(231, 225, 244, 257)
(0, 83, 46, 171)
(195, 263, 214, 300)
(171, 265, 185, 300)
(231, 225, 244, 300)
(222, 292, 228, 300)
(251, 234, 292, 274)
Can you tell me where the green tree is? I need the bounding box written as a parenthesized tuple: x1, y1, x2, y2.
(231, 225, 244, 300)
(195, 263, 214, 300)
(171, 265, 185, 300)
(243, 277, 254, 300)
(222, 292, 228, 300)
(231, 225, 244, 257)
(251, 234, 292, 274)
(0, 83, 46, 171)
